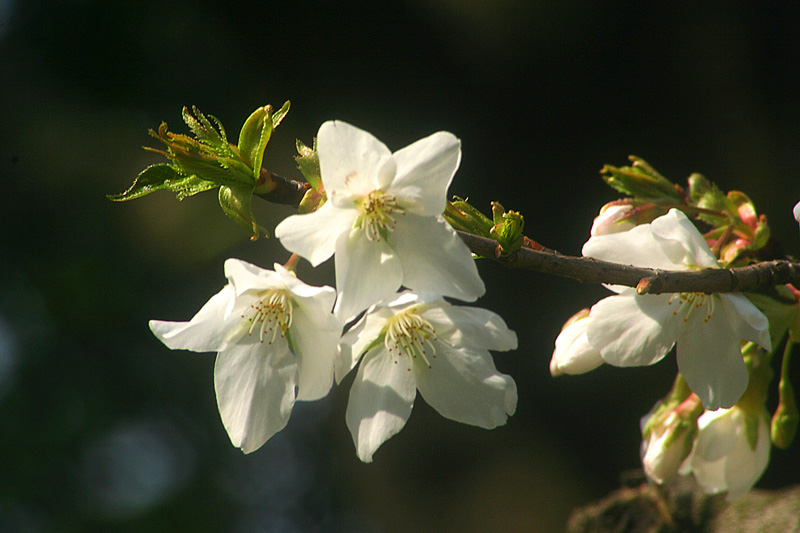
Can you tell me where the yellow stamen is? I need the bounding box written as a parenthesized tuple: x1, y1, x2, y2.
(384, 308, 437, 371)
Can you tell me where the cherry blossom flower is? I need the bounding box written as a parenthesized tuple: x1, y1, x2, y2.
(149, 259, 340, 453)
(581, 209, 772, 410)
(680, 406, 771, 500)
(274, 121, 484, 321)
(337, 291, 517, 462)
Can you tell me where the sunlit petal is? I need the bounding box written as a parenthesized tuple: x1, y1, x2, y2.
(214, 342, 296, 454)
(414, 343, 516, 429)
(587, 294, 678, 367)
(345, 347, 416, 462)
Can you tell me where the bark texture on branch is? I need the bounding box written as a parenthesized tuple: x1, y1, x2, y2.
(457, 231, 800, 296)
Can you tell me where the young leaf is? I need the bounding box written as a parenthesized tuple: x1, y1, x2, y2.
(218, 186, 265, 239)
(107, 164, 217, 202)
(238, 106, 274, 180)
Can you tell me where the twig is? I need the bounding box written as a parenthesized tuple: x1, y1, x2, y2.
(253, 172, 800, 295)
(458, 231, 800, 295)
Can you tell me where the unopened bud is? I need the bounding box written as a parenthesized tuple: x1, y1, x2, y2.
(550, 309, 603, 376)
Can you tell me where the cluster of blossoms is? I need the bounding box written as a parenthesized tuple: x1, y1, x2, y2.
(119, 106, 800, 502)
(551, 206, 782, 500)
(150, 121, 518, 462)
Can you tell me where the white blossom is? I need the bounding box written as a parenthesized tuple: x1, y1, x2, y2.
(337, 291, 517, 462)
(275, 121, 484, 321)
(149, 259, 340, 453)
(582, 209, 771, 410)
(681, 406, 771, 500)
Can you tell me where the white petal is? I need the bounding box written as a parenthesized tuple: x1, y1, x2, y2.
(694, 408, 739, 461)
(224, 258, 282, 297)
(551, 317, 604, 376)
(422, 305, 517, 352)
(414, 342, 517, 429)
(291, 303, 340, 401)
(149, 284, 235, 352)
(587, 294, 678, 367)
(389, 131, 461, 216)
(336, 306, 393, 383)
(676, 303, 749, 410)
(650, 209, 720, 269)
(345, 347, 416, 462)
(275, 201, 355, 266)
(722, 415, 770, 500)
(391, 214, 485, 302)
(333, 229, 403, 321)
(720, 294, 772, 352)
(794, 201, 800, 223)
(213, 342, 297, 454)
(317, 121, 394, 196)
(582, 222, 680, 270)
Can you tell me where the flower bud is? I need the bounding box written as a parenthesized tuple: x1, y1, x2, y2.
(590, 203, 635, 236)
(550, 309, 603, 376)
(640, 393, 702, 484)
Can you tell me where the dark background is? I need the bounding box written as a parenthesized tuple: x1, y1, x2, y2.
(2, 1, 800, 531)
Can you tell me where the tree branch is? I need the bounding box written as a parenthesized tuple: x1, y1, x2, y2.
(458, 231, 800, 295)
(253, 172, 800, 296)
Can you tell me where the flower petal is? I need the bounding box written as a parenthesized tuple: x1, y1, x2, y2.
(224, 258, 282, 297)
(676, 305, 749, 410)
(722, 415, 770, 500)
(149, 284, 235, 352)
(213, 342, 297, 454)
(392, 214, 484, 302)
(587, 294, 678, 367)
(414, 342, 517, 429)
(291, 303, 340, 401)
(582, 222, 680, 270)
(720, 294, 772, 352)
(422, 304, 517, 352)
(275, 201, 356, 267)
(317, 121, 394, 196)
(650, 209, 720, 269)
(345, 346, 416, 462)
(333, 229, 403, 321)
(336, 306, 394, 383)
(390, 131, 461, 216)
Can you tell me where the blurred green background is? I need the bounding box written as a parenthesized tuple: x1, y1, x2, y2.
(2, 1, 800, 531)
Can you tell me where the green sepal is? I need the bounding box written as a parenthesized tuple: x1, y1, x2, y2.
(237, 106, 275, 181)
(107, 164, 217, 202)
(218, 186, 266, 239)
(295, 139, 322, 192)
(600, 156, 682, 200)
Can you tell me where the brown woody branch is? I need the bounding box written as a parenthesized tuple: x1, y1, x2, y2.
(255, 172, 800, 296)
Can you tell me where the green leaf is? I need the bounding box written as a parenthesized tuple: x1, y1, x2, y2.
(272, 101, 291, 128)
(600, 156, 681, 200)
(238, 106, 274, 180)
(688, 173, 731, 226)
(218, 186, 265, 239)
(295, 139, 322, 191)
(107, 164, 217, 201)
